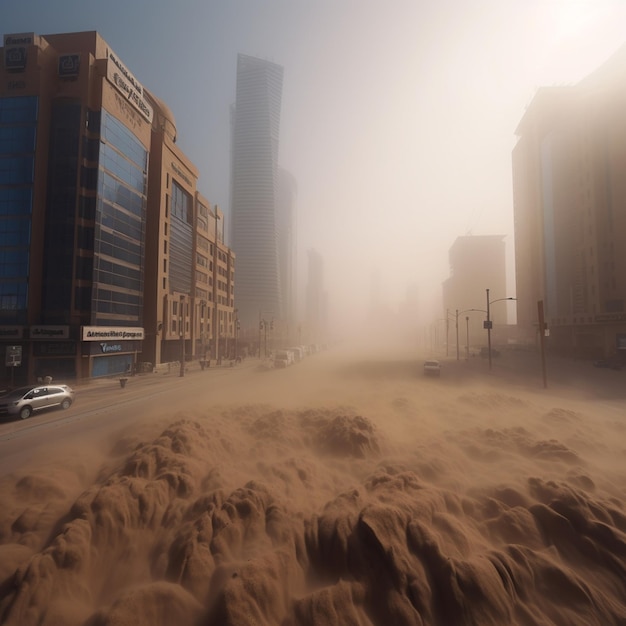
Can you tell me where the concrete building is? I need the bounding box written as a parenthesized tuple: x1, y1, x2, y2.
(0, 31, 234, 386)
(305, 248, 328, 345)
(442, 235, 508, 351)
(276, 168, 297, 331)
(513, 45, 626, 359)
(230, 54, 284, 332)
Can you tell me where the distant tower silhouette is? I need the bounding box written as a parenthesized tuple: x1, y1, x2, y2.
(230, 54, 284, 329)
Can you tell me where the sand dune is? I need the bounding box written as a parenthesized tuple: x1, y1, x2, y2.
(1, 350, 626, 625)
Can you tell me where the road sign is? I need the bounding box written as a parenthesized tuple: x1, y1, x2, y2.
(5, 345, 22, 367)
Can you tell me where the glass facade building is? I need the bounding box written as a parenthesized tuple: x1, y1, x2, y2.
(0, 95, 37, 325)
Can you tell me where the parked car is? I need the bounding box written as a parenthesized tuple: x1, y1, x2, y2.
(423, 360, 441, 377)
(480, 347, 500, 358)
(0, 384, 75, 420)
(288, 346, 304, 363)
(593, 357, 622, 370)
(274, 350, 293, 368)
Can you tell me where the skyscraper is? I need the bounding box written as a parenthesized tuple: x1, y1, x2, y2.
(276, 168, 297, 328)
(230, 54, 284, 330)
(513, 45, 626, 358)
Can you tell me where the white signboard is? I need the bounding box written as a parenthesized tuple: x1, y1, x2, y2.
(82, 326, 144, 341)
(5, 345, 22, 367)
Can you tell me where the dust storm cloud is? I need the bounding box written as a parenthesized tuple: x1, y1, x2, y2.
(1, 345, 626, 625)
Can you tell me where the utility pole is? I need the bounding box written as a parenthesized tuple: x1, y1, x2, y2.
(538, 300, 548, 388)
(455, 309, 460, 360)
(179, 294, 185, 377)
(486, 288, 492, 371)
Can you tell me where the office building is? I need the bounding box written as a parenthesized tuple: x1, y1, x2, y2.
(305, 248, 328, 344)
(230, 54, 284, 331)
(0, 31, 234, 385)
(276, 168, 297, 330)
(513, 45, 626, 358)
(442, 235, 508, 349)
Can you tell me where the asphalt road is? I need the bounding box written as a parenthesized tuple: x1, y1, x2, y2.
(0, 358, 268, 475)
(1, 346, 623, 476)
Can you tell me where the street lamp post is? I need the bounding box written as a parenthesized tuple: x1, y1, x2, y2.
(179, 294, 185, 377)
(455, 309, 460, 360)
(466, 316, 470, 359)
(486, 288, 492, 371)
(485, 288, 517, 370)
(259, 318, 273, 359)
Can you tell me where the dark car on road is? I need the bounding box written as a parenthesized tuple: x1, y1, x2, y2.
(0, 385, 75, 420)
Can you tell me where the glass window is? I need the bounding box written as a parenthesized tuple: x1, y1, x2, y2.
(0, 96, 38, 124)
(0, 156, 34, 184)
(171, 181, 192, 224)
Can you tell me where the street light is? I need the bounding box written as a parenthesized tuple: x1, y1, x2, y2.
(179, 294, 186, 377)
(485, 288, 517, 371)
(453, 308, 483, 360)
(259, 318, 274, 358)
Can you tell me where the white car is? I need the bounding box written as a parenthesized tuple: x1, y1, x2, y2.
(274, 350, 293, 368)
(423, 360, 441, 377)
(0, 384, 75, 419)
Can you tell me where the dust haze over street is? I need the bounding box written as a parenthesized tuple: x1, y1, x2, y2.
(1, 345, 626, 625)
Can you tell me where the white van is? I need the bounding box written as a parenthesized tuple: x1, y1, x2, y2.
(274, 350, 293, 368)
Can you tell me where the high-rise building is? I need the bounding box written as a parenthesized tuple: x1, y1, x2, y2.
(276, 168, 297, 328)
(305, 248, 327, 344)
(230, 54, 284, 331)
(0, 31, 234, 384)
(442, 235, 508, 349)
(513, 45, 626, 358)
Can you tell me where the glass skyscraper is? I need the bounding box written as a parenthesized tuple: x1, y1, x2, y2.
(230, 54, 284, 330)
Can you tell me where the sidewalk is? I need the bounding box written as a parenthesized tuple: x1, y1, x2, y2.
(70, 356, 261, 394)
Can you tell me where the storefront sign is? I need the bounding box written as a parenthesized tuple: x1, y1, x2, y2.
(33, 342, 76, 357)
(82, 326, 144, 341)
(595, 313, 626, 323)
(100, 343, 122, 353)
(0, 326, 24, 339)
(106, 49, 153, 123)
(30, 325, 70, 340)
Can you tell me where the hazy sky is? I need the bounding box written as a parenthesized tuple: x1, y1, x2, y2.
(3, 0, 626, 331)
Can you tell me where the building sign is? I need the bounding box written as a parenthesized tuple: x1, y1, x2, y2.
(58, 54, 80, 78)
(33, 342, 76, 357)
(30, 325, 70, 340)
(0, 326, 24, 340)
(4, 33, 35, 46)
(100, 343, 122, 353)
(106, 49, 153, 123)
(82, 326, 144, 341)
(595, 313, 626, 323)
(5, 345, 22, 367)
(4, 47, 26, 71)
(172, 162, 193, 187)
(3, 33, 34, 72)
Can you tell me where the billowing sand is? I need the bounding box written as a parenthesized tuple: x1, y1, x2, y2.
(1, 346, 625, 625)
